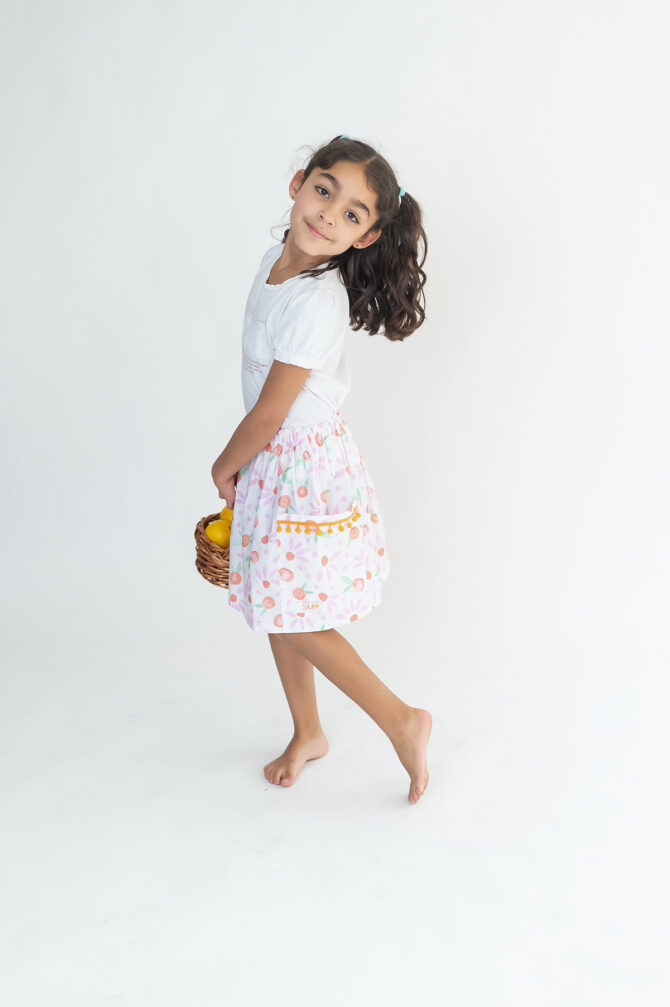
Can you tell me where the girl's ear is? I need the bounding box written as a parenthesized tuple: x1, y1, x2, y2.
(290, 168, 306, 197)
(354, 229, 382, 250)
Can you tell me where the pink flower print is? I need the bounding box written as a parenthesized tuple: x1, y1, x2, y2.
(229, 571, 242, 586)
(279, 566, 295, 583)
(319, 490, 329, 505)
(242, 534, 251, 547)
(261, 479, 282, 511)
(318, 541, 350, 567)
(272, 444, 283, 457)
(262, 596, 276, 609)
(310, 452, 329, 478)
(345, 592, 373, 622)
(349, 526, 360, 540)
(282, 610, 308, 631)
(312, 560, 330, 593)
(278, 494, 291, 510)
(281, 536, 312, 565)
(292, 587, 306, 601)
(337, 571, 364, 595)
(250, 550, 259, 563)
(302, 449, 311, 461)
(297, 485, 308, 499)
(273, 613, 283, 629)
(314, 432, 324, 446)
(255, 550, 278, 587)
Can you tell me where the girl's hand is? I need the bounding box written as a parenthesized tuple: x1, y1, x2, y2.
(212, 468, 239, 509)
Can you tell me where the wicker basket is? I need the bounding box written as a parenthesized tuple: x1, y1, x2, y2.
(194, 512, 231, 589)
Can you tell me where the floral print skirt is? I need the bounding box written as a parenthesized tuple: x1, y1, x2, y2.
(227, 410, 390, 632)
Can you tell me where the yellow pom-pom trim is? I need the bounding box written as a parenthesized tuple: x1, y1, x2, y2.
(277, 504, 361, 535)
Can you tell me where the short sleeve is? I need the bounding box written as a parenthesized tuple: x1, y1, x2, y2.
(271, 284, 343, 370)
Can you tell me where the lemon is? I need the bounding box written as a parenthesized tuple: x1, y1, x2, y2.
(205, 519, 230, 548)
(219, 506, 234, 524)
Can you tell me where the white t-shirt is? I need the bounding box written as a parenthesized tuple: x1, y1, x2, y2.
(240, 242, 352, 428)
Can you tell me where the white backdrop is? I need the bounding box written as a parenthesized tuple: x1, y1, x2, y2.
(2, 2, 668, 1005)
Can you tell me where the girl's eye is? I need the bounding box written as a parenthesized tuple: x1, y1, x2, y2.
(314, 185, 359, 225)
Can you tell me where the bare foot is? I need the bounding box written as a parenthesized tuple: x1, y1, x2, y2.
(390, 709, 432, 803)
(263, 731, 329, 787)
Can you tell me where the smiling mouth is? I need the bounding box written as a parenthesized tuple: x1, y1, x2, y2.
(307, 221, 329, 239)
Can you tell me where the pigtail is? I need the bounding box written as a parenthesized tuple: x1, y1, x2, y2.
(345, 187, 427, 341)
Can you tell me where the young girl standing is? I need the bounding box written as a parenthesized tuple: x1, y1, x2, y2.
(211, 134, 432, 803)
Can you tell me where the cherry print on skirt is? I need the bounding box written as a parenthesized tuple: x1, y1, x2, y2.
(227, 410, 390, 632)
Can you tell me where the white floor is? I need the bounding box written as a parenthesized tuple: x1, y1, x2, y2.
(1, 618, 666, 1007)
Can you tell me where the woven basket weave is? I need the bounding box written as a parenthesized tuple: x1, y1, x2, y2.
(194, 512, 231, 589)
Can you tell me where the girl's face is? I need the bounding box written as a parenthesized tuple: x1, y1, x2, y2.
(288, 160, 382, 258)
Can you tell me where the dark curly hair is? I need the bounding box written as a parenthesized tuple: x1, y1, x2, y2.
(274, 134, 427, 342)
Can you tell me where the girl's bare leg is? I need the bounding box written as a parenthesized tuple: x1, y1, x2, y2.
(263, 633, 329, 787)
(276, 628, 432, 804)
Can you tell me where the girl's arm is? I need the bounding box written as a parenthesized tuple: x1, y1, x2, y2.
(211, 360, 311, 487)
(210, 408, 278, 488)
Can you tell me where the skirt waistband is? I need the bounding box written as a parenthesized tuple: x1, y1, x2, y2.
(273, 410, 347, 444)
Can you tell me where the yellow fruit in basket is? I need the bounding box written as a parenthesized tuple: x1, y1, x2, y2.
(219, 506, 234, 524)
(205, 519, 230, 548)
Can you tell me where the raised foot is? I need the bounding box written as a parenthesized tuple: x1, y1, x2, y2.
(391, 708, 433, 804)
(263, 731, 329, 787)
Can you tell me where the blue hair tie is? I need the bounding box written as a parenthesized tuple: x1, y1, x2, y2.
(340, 134, 350, 139)
(398, 186, 405, 198)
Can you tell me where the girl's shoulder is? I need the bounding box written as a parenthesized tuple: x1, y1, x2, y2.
(285, 266, 349, 321)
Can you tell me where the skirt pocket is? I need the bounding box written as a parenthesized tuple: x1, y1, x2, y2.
(275, 500, 367, 623)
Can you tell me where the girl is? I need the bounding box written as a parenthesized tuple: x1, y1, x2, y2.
(211, 134, 432, 803)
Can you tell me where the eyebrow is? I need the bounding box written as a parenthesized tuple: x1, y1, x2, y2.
(316, 172, 371, 218)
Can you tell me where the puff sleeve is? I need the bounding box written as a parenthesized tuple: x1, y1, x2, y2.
(271, 284, 344, 370)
